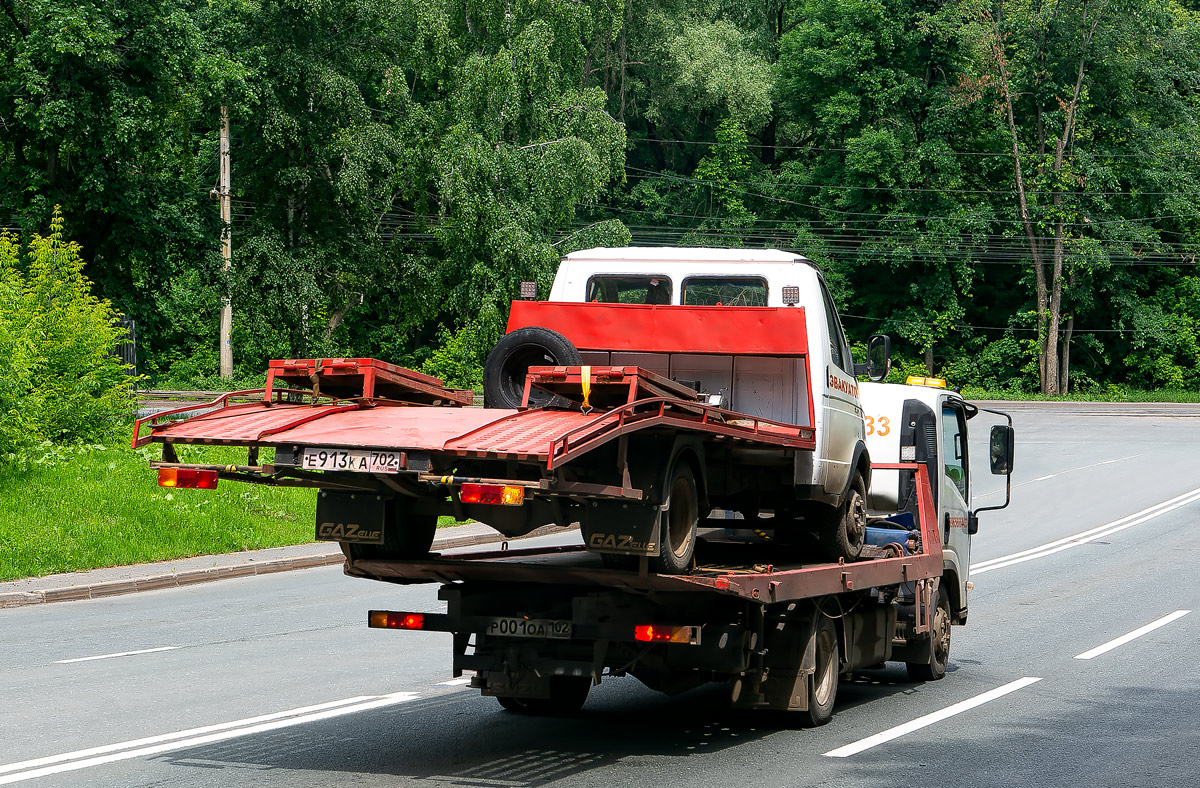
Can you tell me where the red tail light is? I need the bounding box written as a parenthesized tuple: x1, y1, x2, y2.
(368, 611, 425, 630)
(459, 483, 524, 506)
(634, 625, 699, 644)
(158, 468, 219, 489)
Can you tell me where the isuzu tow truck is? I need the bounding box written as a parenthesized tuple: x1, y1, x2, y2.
(135, 247, 1014, 721)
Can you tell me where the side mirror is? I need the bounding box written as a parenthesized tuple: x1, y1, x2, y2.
(989, 425, 1015, 475)
(853, 335, 891, 381)
(858, 334, 891, 382)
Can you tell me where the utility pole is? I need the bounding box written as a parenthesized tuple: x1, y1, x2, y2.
(218, 105, 233, 379)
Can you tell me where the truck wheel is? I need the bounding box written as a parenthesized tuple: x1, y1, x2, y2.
(819, 473, 866, 562)
(652, 465, 699, 574)
(801, 615, 839, 727)
(483, 326, 582, 409)
(907, 589, 951, 681)
(496, 677, 591, 716)
(348, 500, 437, 561)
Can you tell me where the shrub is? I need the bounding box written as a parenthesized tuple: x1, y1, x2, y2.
(0, 209, 134, 464)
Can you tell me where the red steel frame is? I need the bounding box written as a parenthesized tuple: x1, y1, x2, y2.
(349, 462, 941, 610)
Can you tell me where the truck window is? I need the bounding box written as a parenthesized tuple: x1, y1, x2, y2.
(681, 277, 767, 307)
(941, 405, 969, 500)
(586, 276, 672, 305)
(818, 280, 848, 370)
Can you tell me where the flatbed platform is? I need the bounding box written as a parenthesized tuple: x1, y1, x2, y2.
(348, 462, 939, 604)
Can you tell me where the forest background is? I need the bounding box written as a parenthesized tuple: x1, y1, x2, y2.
(4, 0, 1200, 399)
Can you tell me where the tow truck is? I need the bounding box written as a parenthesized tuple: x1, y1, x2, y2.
(134, 247, 1014, 721)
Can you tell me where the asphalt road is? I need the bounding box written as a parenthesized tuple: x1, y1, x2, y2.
(2, 404, 1198, 787)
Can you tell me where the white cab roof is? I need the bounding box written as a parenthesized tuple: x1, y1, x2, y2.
(562, 247, 808, 264)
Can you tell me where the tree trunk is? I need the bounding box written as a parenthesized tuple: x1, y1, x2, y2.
(925, 345, 934, 376)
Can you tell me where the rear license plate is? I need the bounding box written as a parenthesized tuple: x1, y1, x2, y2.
(301, 449, 401, 474)
(484, 617, 572, 640)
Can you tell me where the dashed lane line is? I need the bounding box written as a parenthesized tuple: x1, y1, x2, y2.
(55, 646, 179, 664)
(823, 677, 1043, 758)
(1075, 610, 1191, 660)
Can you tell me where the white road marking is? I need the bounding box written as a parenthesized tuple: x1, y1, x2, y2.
(0, 693, 418, 784)
(973, 453, 1142, 499)
(55, 646, 179, 664)
(970, 486, 1200, 575)
(436, 678, 472, 686)
(823, 677, 1042, 758)
(1075, 610, 1191, 660)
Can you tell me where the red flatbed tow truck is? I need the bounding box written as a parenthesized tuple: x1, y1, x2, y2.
(133, 248, 1015, 721)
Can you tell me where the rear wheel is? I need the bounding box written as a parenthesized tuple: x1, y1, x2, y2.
(652, 465, 699, 574)
(800, 615, 839, 727)
(907, 588, 951, 681)
(819, 473, 867, 562)
(496, 677, 591, 716)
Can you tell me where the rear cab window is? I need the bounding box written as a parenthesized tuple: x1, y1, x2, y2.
(681, 277, 767, 307)
(586, 276, 672, 304)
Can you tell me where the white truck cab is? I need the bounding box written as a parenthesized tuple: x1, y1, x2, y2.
(548, 247, 876, 507)
(859, 379, 1014, 624)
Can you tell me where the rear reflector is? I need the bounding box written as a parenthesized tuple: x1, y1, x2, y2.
(157, 468, 219, 490)
(368, 611, 425, 630)
(633, 625, 700, 645)
(459, 483, 524, 506)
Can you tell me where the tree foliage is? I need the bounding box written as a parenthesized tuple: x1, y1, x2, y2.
(0, 210, 134, 461)
(2, 0, 1198, 394)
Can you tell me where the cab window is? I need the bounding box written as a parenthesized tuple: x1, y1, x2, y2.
(586, 276, 672, 305)
(818, 280, 848, 371)
(681, 277, 767, 307)
(941, 405, 969, 500)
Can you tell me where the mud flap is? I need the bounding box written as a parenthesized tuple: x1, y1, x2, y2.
(580, 501, 660, 556)
(731, 614, 818, 711)
(315, 490, 386, 544)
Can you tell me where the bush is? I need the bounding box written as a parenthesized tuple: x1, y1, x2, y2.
(0, 209, 135, 464)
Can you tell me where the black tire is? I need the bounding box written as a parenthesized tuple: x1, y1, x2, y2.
(496, 677, 591, 716)
(483, 326, 582, 409)
(652, 464, 699, 574)
(907, 588, 951, 681)
(800, 614, 839, 727)
(819, 473, 867, 562)
(347, 498, 437, 561)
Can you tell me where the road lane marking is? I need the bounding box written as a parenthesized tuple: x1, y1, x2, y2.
(970, 486, 1200, 575)
(55, 646, 179, 664)
(1075, 610, 1191, 660)
(0, 694, 384, 779)
(437, 678, 472, 686)
(973, 454, 1143, 499)
(823, 677, 1042, 758)
(0, 691, 421, 785)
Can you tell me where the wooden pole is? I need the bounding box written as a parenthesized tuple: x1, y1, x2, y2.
(218, 105, 233, 379)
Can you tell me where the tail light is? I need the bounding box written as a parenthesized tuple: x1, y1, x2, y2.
(634, 625, 700, 645)
(459, 483, 524, 506)
(158, 468, 219, 489)
(368, 611, 425, 630)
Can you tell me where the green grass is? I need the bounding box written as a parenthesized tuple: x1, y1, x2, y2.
(0, 442, 469, 582)
(959, 387, 1200, 402)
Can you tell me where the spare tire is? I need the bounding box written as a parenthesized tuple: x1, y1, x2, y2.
(484, 326, 582, 409)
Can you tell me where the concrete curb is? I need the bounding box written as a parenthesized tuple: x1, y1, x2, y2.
(0, 525, 565, 609)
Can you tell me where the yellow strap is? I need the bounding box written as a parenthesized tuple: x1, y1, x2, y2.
(580, 365, 591, 411)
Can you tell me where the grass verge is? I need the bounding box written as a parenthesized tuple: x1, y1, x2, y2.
(0, 441, 466, 582)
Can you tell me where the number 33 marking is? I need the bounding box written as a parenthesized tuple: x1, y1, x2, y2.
(865, 416, 890, 436)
